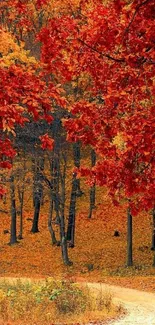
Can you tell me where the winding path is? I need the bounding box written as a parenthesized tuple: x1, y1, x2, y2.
(85, 282, 155, 324)
(0, 277, 155, 324)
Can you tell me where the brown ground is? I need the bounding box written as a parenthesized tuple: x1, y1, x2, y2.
(0, 177, 155, 292)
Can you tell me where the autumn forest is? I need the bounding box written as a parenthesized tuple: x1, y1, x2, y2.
(0, 0, 154, 324)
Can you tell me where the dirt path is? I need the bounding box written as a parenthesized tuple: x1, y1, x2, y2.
(85, 282, 155, 325)
(0, 277, 155, 324)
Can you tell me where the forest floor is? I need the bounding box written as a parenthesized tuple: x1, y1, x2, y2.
(0, 167, 155, 293)
(0, 170, 155, 323)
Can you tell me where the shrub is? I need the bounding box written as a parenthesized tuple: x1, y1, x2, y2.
(48, 280, 87, 314)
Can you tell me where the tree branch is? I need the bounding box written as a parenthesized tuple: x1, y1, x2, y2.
(78, 38, 125, 63)
(124, 0, 152, 35)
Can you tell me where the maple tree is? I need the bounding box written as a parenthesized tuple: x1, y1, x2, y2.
(61, 0, 155, 215)
(19, 0, 154, 215)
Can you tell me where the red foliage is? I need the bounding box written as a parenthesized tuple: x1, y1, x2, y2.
(62, 0, 155, 213)
(0, 65, 60, 182)
(0, 0, 154, 212)
(40, 134, 54, 150)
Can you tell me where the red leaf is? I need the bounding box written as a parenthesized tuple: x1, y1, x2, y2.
(39, 134, 54, 151)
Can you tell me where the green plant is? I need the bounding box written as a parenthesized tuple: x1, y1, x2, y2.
(48, 280, 87, 314)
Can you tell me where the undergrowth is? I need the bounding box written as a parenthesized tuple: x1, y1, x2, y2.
(0, 279, 123, 324)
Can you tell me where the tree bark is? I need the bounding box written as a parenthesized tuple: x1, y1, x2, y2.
(73, 142, 83, 197)
(48, 195, 57, 245)
(17, 184, 24, 240)
(127, 208, 133, 266)
(17, 153, 26, 240)
(60, 214, 73, 265)
(66, 174, 77, 247)
(9, 174, 17, 245)
(31, 157, 44, 233)
(46, 116, 72, 264)
(52, 155, 60, 224)
(88, 149, 96, 218)
(32, 156, 36, 207)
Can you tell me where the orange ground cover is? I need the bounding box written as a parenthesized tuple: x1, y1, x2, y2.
(0, 184, 155, 292)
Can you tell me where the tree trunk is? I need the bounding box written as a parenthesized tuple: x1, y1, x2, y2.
(17, 185, 24, 239)
(32, 156, 36, 207)
(60, 215, 72, 265)
(48, 195, 57, 245)
(48, 116, 72, 264)
(73, 142, 83, 197)
(66, 174, 77, 247)
(66, 143, 84, 246)
(53, 155, 60, 224)
(17, 153, 26, 240)
(88, 149, 96, 218)
(31, 157, 44, 233)
(10, 175, 17, 245)
(151, 208, 155, 251)
(127, 208, 133, 266)
(31, 190, 42, 233)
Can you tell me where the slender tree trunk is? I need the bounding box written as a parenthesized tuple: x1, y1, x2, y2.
(18, 185, 24, 239)
(66, 174, 77, 247)
(73, 142, 83, 197)
(60, 214, 72, 265)
(47, 116, 72, 265)
(151, 208, 155, 251)
(48, 195, 57, 245)
(31, 191, 42, 233)
(58, 150, 72, 262)
(66, 143, 83, 246)
(10, 174, 17, 245)
(48, 164, 72, 264)
(127, 208, 133, 266)
(31, 157, 44, 233)
(17, 153, 26, 240)
(88, 149, 96, 218)
(53, 155, 60, 224)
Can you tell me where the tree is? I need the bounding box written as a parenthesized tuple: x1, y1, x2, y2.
(63, 0, 154, 214)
